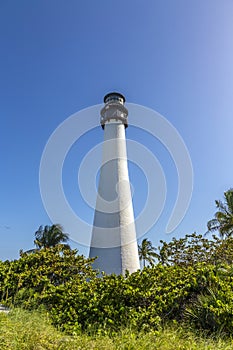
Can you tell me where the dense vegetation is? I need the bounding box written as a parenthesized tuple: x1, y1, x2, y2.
(1, 309, 233, 350)
(1, 235, 233, 337)
(1, 189, 233, 348)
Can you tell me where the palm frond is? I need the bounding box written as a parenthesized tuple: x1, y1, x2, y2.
(207, 189, 233, 239)
(34, 224, 70, 249)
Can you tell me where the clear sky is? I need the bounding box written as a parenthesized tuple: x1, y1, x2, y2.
(1, 0, 233, 261)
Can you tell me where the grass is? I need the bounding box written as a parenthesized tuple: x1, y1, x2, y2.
(0, 309, 233, 350)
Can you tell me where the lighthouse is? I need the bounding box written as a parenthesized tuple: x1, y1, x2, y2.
(89, 92, 140, 275)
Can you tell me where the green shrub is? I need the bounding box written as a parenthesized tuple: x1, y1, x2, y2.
(157, 234, 233, 266)
(38, 264, 216, 334)
(1, 239, 233, 336)
(0, 245, 96, 306)
(185, 267, 233, 333)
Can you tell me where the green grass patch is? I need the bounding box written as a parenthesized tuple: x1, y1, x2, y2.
(0, 309, 233, 350)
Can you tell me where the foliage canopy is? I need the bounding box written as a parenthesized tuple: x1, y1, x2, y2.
(1, 235, 233, 336)
(207, 189, 233, 238)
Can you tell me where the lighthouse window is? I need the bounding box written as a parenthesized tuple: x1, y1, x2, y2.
(106, 96, 124, 104)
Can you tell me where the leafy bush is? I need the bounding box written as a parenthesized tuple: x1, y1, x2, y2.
(1, 237, 233, 335)
(36, 263, 219, 334)
(156, 233, 233, 266)
(0, 245, 96, 306)
(185, 266, 233, 334)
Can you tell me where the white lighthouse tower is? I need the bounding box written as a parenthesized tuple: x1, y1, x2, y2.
(89, 92, 140, 275)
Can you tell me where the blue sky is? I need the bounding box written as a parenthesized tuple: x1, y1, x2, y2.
(1, 0, 233, 261)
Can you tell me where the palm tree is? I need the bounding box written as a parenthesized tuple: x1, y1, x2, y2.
(207, 189, 233, 238)
(34, 224, 70, 249)
(138, 238, 157, 268)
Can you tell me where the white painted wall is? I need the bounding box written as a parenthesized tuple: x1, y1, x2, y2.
(89, 120, 140, 275)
